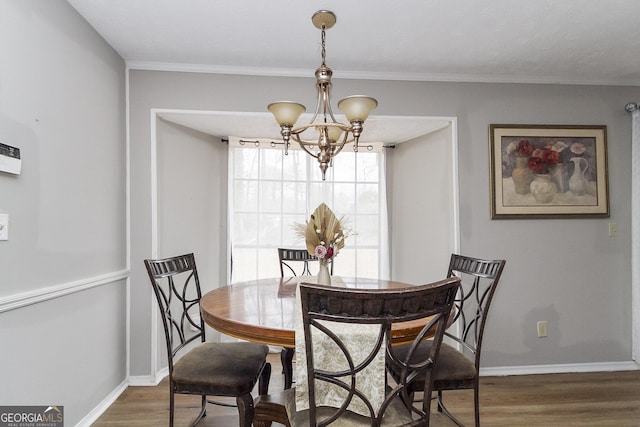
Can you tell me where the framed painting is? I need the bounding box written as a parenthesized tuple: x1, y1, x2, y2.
(489, 124, 609, 219)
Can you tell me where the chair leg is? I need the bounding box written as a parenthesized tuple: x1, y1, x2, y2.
(259, 362, 272, 395)
(169, 388, 175, 427)
(474, 383, 480, 427)
(423, 391, 431, 427)
(436, 391, 465, 427)
(281, 348, 294, 389)
(236, 393, 255, 427)
(399, 388, 414, 412)
(189, 395, 207, 426)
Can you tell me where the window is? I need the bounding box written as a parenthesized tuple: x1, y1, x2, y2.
(229, 139, 387, 283)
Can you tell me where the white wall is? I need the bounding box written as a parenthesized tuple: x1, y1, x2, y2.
(129, 71, 640, 376)
(0, 1, 126, 425)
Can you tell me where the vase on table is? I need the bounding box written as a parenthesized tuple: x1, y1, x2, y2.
(317, 259, 331, 285)
(530, 174, 557, 204)
(511, 156, 533, 194)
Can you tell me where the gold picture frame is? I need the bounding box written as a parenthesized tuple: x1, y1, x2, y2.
(489, 124, 609, 219)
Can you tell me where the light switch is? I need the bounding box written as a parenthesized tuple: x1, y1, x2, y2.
(0, 213, 8, 240)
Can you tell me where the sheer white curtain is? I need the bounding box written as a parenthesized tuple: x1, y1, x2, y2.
(630, 105, 640, 362)
(227, 137, 389, 283)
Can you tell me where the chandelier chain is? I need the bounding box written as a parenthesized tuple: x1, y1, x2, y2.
(321, 26, 326, 66)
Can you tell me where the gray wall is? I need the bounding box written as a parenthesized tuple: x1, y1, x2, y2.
(1, 2, 635, 424)
(387, 125, 458, 285)
(156, 119, 228, 290)
(156, 118, 228, 355)
(130, 71, 639, 376)
(5, 1, 637, 425)
(0, 1, 126, 425)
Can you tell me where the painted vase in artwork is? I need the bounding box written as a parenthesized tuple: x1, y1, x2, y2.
(550, 163, 570, 193)
(569, 157, 589, 196)
(511, 156, 533, 194)
(530, 174, 557, 203)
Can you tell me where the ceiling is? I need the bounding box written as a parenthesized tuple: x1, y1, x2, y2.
(66, 0, 640, 143)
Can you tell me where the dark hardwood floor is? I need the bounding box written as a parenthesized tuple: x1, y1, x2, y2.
(93, 353, 640, 426)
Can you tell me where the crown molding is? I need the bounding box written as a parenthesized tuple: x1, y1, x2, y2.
(126, 61, 640, 87)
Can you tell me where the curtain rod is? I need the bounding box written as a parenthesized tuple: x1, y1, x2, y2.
(626, 102, 639, 112)
(234, 139, 378, 151)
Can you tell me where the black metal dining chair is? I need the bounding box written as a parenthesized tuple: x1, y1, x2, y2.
(388, 254, 506, 427)
(144, 253, 272, 427)
(278, 247, 334, 277)
(254, 277, 460, 427)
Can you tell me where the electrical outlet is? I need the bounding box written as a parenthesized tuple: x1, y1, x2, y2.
(537, 321, 548, 338)
(608, 222, 618, 237)
(0, 213, 8, 241)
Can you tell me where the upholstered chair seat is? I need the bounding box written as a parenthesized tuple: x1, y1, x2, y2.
(389, 341, 477, 388)
(172, 342, 269, 396)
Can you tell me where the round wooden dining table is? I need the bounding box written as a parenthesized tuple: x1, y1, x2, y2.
(199, 276, 435, 389)
(200, 276, 434, 348)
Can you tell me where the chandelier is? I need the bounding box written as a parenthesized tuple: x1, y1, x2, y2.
(268, 10, 378, 180)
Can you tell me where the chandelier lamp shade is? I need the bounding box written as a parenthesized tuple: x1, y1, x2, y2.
(268, 10, 378, 180)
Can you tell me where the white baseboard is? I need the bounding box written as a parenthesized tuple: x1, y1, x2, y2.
(128, 367, 168, 386)
(77, 369, 169, 426)
(75, 380, 128, 427)
(480, 360, 640, 377)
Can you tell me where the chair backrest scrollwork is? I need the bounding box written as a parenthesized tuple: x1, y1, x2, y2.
(144, 253, 206, 374)
(300, 277, 460, 425)
(445, 254, 506, 367)
(278, 247, 334, 276)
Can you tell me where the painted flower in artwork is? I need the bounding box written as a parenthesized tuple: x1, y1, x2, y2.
(527, 147, 560, 174)
(508, 140, 561, 174)
(517, 140, 534, 157)
(570, 142, 586, 155)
